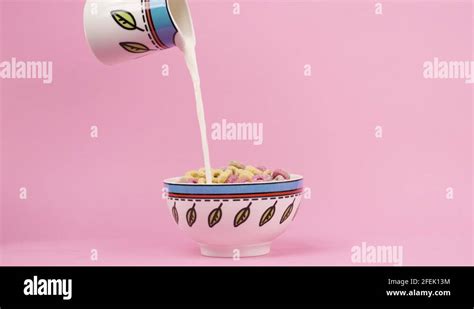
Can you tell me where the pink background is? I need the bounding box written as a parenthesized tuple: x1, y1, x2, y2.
(0, 0, 472, 265)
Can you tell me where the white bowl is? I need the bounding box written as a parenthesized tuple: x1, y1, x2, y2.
(164, 175, 304, 257)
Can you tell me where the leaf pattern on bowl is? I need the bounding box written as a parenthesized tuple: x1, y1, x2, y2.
(280, 199, 295, 224)
(208, 203, 223, 228)
(186, 203, 197, 227)
(171, 202, 179, 225)
(170, 195, 301, 229)
(234, 202, 252, 227)
(259, 201, 277, 227)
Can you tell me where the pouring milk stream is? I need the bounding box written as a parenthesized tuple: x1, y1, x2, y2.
(180, 39, 213, 184)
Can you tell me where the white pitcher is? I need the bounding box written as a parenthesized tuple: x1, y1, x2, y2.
(83, 0, 195, 65)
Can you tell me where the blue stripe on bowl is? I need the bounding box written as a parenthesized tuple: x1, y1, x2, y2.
(165, 179, 304, 195)
(149, 0, 177, 48)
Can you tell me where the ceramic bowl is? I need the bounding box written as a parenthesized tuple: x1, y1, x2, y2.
(164, 175, 304, 257)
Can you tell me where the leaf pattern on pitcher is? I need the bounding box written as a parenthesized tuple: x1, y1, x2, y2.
(280, 198, 295, 224)
(172, 202, 179, 224)
(208, 203, 223, 228)
(234, 202, 252, 227)
(186, 203, 197, 227)
(119, 42, 150, 53)
(111, 10, 144, 31)
(259, 201, 277, 227)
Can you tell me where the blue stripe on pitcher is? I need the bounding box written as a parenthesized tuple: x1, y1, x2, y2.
(149, 0, 178, 48)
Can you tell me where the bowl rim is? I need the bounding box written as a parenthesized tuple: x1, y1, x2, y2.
(164, 174, 303, 186)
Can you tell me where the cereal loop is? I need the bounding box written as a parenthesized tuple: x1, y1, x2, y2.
(229, 160, 245, 170)
(272, 169, 290, 180)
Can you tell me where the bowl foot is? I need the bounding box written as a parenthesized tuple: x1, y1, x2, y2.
(199, 243, 271, 258)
